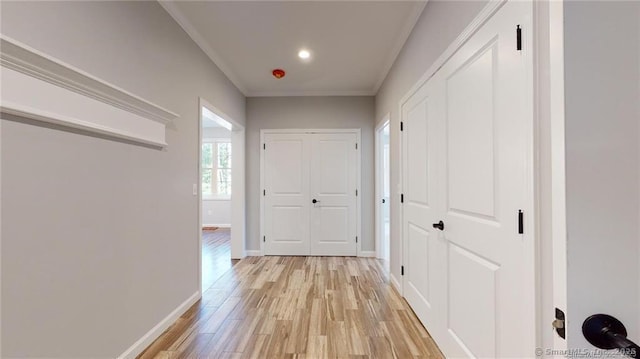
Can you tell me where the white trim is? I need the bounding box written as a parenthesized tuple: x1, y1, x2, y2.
(389, 273, 402, 294)
(548, 0, 568, 350)
(229, 128, 246, 260)
(1, 104, 168, 148)
(117, 291, 200, 359)
(358, 251, 376, 258)
(520, 3, 539, 353)
(0, 108, 3, 358)
(158, 1, 248, 96)
(356, 129, 362, 258)
(371, 1, 427, 93)
(260, 128, 362, 256)
(375, 115, 390, 262)
(249, 90, 375, 97)
(0, 36, 178, 147)
(202, 138, 231, 143)
(203, 224, 230, 228)
(245, 250, 263, 257)
(202, 197, 231, 202)
(260, 128, 362, 135)
(260, 130, 265, 256)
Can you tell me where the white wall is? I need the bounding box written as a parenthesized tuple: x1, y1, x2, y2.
(1, 1, 245, 357)
(202, 127, 232, 227)
(246, 96, 375, 252)
(374, 0, 487, 283)
(563, 1, 640, 348)
(202, 201, 231, 227)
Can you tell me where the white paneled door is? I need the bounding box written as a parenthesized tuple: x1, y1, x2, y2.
(310, 133, 358, 256)
(401, 77, 443, 335)
(263, 131, 359, 256)
(401, 1, 535, 357)
(263, 134, 310, 255)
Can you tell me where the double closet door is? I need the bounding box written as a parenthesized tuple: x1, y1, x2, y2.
(262, 131, 359, 256)
(401, 1, 535, 358)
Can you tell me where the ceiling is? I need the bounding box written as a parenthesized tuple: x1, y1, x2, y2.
(159, 1, 426, 97)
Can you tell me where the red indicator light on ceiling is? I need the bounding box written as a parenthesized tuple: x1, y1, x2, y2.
(272, 69, 285, 79)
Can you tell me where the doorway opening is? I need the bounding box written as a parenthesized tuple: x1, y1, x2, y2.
(376, 117, 391, 271)
(198, 98, 245, 293)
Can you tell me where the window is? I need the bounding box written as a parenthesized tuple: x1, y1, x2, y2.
(202, 139, 232, 198)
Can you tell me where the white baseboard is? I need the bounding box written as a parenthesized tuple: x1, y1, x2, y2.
(245, 250, 262, 256)
(358, 251, 377, 258)
(202, 223, 230, 228)
(390, 273, 402, 294)
(117, 291, 200, 359)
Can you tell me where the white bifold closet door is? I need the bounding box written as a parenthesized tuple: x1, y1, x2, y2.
(263, 131, 358, 256)
(401, 1, 535, 358)
(263, 134, 310, 255)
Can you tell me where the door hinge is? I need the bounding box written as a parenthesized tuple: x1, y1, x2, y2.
(356, 236, 358, 243)
(401, 194, 404, 203)
(518, 210, 524, 234)
(400, 121, 404, 131)
(263, 143, 266, 150)
(516, 25, 522, 51)
(263, 189, 266, 196)
(401, 265, 405, 276)
(355, 143, 358, 150)
(553, 308, 566, 339)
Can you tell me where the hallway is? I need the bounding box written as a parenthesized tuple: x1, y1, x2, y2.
(139, 249, 443, 358)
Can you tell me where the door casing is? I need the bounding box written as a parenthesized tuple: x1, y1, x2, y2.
(375, 116, 391, 268)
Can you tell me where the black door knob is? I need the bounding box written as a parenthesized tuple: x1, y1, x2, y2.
(312, 199, 318, 204)
(583, 314, 640, 355)
(382, 199, 386, 204)
(432, 221, 444, 231)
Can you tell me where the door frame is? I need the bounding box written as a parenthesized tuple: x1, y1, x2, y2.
(375, 115, 390, 265)
(259, 128, 362, 256)
(395, 0, 565, 354)
(198, 97, 246, 295)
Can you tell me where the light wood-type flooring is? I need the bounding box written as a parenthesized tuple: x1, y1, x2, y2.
(201, 228, 238, 291)
(139, 230, 443, 359)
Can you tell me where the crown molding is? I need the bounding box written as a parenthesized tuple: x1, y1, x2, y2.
(248, 89, 376, 98)
(0, 35, 177, 147)
(372, 1, 428, 94)
(158, 0, 249, 96)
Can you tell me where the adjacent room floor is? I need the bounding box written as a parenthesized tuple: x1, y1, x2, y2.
(201, 228, 238, 291)
(139, 229, 443, 358)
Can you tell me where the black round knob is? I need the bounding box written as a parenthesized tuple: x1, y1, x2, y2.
(432, 221, 444, 231)
(382, 199, 386, 203)
(583, 314, 629, 350)
(312, 199, 317, 204)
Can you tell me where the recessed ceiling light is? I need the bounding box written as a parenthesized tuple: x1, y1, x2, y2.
(298, 49, 311, 60)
